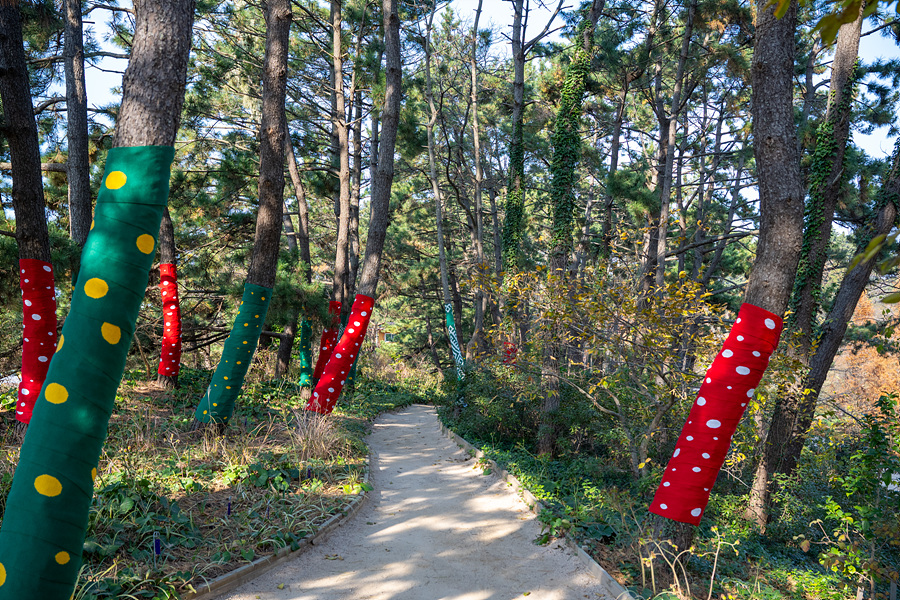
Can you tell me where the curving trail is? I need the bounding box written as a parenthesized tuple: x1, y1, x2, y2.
(216, 404, 613, 600)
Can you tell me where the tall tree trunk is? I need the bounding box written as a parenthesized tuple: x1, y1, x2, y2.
(502, 0, 526, 269)
(0, 0, 58, 434)
(284, 127, 315, 387)
(64, 0, 91, 247)
(193, 0, 291, 427)
(0, 0, 194, 597)
(538, 0, 604, 455)
(156, 207, 182, 388)
(424, 0, 465, 379)
(331, 0, 352, 320)
(746, 9, 863, 527)
(653, 0, 695, 291)
(306, 0, 401, 415)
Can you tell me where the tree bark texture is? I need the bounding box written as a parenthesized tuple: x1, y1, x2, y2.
(330, 0, 352, 313)
(64, 0, 92, 246)
(0, 2, 53, 263)
(114, 0, 193, 147)
(156, 207, 180, 388)
(246, 0, 291, 290)
(742, 0, 805, 527)
(355, 0, 401, 299)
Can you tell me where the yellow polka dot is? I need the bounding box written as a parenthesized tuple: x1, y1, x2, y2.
(0, 562, 4, 587)
(101, 323, 121, 345)
(45, 383, 68, 404)
(91, 468, 97, 481)
(34, 474, 62, 497)
(56, 334, 64, 353)
(226, 386, 231, 389)
(236, 361, 242, 365)
(213, 403, 218, 406)
(262, 297, 266, 301)
(242, 341, 248, 345)
(203, 410, 208, 414)
(136, 234, 155, 254)
(244, 323, 248, 327)
(84, 278, 108, 299)
(255, 315, 259, 318)
(105, 171, 127, 189)
(55, 551, 70, 564)
(223, 376, 228, 380)
(90, 220, 94, 230)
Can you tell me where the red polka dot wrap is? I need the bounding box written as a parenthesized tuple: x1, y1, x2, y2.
(649, 303, 783, 525)
(312, 301, 342, 381)
(157, 263, 182, 378)
(306, 294, 374, 414)
(16, 259, 58, 424)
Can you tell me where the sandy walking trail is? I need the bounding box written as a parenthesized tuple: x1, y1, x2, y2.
(216, 404, 614, 600)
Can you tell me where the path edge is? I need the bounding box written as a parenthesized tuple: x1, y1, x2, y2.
(181, 457, 371, 600)
(437, 420, 637, 600)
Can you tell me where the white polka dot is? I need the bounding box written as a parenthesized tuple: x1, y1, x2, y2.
(747, 388, 755, 397)
(24, 279, 28, 283)
(736, 366, 750, 375)
(31, 314, 41, 320)
(361, 311, 367, 316)
(713, 436, 719, 440)
(691, 508, 702, 517)
(43, 265, 51, 272)
(692, 467, 701, 472)
(24, 338, 29, 343)
(335, 353, 342, 359)
(673, 448, 681, 457)
(765, 318, 776, 329)
(706, 419, 721, 429)
(736, 318, 741, 323)
(706, 377, 711, 383)
(696, 397, 706, 406)
(737, 335, 744, 341)
(660, 504, 668, 510)
(24, 300, 32, 307)
(663, 481, 670, 487)
(741, 403, 746, 407)
(21, 389, 29, 396)
(313, 392, 319, 397)
(47, 331, 52, 335)
(753, 351, 761, 357)
(354, 321, 360, 326)
(20, 269, 24, 273)
(328, 388, 334, 393)
(671, 468, 677, 471)
(704, 488, 709, 491)
(702, 453, 710, 459)
(20, 402, 25, 406)
(38, 356, 47, 362)
(722, 349, 733, 358)
(348, 328, 355, 333)
(686, 436, 694, 441)
(727, 386, 732, 390)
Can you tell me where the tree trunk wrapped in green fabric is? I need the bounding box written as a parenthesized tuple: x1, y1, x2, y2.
(193, 284, 272, 424)
(445, 302, 465, 380)
(297, 318, 314, 387)
(0, 145, 175, 598)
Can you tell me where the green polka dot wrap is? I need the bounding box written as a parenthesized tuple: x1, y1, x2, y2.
(297, 318, 313, 387)
(0, 146, 175, 600)
(193, 283, 272, 423)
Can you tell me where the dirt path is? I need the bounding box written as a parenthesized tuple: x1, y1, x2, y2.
(216, 404, 613, 600)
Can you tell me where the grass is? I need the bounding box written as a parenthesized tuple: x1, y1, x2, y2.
(0, 366, 427, 600)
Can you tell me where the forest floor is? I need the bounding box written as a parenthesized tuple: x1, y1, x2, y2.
(215, 404, 609, 600)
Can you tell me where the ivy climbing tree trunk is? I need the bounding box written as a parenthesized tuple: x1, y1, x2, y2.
(192, 0, 291, 428)
(0, 0, 58, 436)
(537, 0, 604, 456)
(745, 9, 864, 528)
(424, 0, 464, 380)
(306, 0, 401, 414)
(0, 1, 194, 597)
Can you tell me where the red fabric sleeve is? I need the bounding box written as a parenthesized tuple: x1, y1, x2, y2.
(16, 259, 58, 424)
(649, 303, 783, 525)
(157, 263, 183, 378)
(306, 294, 374, 414)
(312, 301, 342, 381)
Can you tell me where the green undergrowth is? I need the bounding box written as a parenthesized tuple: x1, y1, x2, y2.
(435, 367, 892, 600)
(0, 367, 427, 600)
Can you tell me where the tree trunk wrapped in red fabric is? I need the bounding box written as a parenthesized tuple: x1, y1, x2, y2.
(16, 259, 58, 424)
(306, 294, 373, 414)
(649, 303, 782, 525)
(312, 300, 341, 381)
(157, 263, 182, 379)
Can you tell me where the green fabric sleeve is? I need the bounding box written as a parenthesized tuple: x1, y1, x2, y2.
(445, 302, 465, 381)
(0, 146, 175, 600)
(193, 284, 272, 423)
(297, 318, 313, 388)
